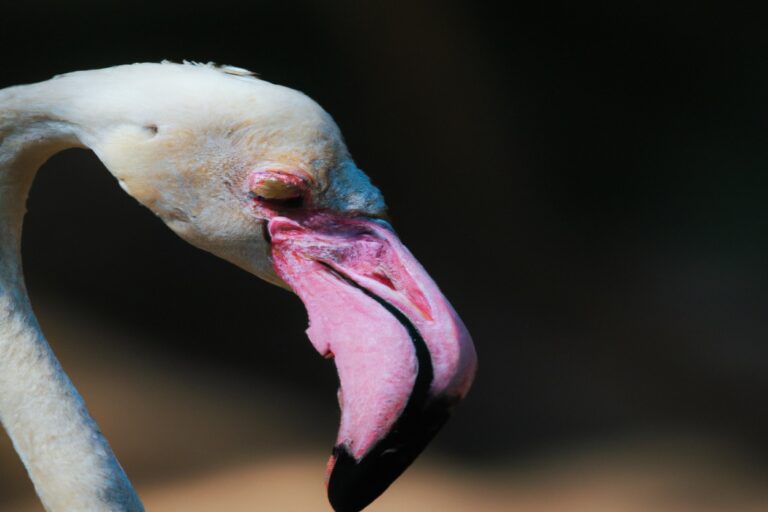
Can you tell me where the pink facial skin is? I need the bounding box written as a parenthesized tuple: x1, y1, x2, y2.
(269, 213, 477, 460)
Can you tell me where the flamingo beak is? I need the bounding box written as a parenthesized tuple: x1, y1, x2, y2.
(269, 214, 476, 512)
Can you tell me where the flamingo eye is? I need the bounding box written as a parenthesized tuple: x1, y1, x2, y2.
(251, 178, 303, 200)
(248, 171, 308, 209)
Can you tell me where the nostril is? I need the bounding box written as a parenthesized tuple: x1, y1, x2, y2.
(370, 272, 395, 290)
(262, 221, 272, 244)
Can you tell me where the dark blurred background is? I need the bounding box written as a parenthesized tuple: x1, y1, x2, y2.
(1, 1, 767, 510)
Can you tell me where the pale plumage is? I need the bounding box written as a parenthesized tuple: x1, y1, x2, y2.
(0, 62, 476, 512)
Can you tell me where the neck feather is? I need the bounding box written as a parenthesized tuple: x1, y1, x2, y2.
(0, 83, 144, 512)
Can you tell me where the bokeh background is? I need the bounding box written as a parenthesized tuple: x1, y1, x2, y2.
(1, 1, 767, 510)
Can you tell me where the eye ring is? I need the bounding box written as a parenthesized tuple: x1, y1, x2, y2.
(247, 170, 309, 209)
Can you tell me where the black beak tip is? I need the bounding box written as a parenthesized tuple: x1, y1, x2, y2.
(326, 446, 377, 512)
(326, 397, 456, 512)
(327, 443, 421, 512)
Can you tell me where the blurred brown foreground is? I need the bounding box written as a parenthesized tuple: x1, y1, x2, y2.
(1, 295, 766, 512)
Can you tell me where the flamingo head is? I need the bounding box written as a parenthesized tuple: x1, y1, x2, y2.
(81, 62, 477, 512)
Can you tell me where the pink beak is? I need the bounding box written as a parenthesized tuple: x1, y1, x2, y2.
(269, 213, 477, 512)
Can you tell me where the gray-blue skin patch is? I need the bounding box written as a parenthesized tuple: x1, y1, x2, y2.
(321, 160, 388, 216)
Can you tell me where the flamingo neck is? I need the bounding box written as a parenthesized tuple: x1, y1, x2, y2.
(0, 86, 143, 511)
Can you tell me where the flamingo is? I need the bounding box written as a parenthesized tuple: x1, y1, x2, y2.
(0, 62, 477, 512)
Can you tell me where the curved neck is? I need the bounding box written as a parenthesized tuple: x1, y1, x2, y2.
(0, 86, 144, 511)
(0, 82, 86, 275)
